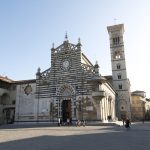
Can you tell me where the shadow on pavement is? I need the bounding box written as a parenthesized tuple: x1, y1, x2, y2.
(0, 123, 58, 129)
(0, 126, 150, 150)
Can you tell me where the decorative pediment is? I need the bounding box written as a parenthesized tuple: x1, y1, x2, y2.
(81, 63, 94, 73)
(40, 68, 51, 80)
(54, 42, 79, 53)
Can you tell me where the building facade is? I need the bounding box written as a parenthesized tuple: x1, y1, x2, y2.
(131, 90, 150, 121)
(131, 91, 146, 121)
(0, 76, 16, 124)
(14, 36, 116, 123)
(0, 24, 133, 124)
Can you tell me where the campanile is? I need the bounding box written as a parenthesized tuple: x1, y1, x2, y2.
(107, 24, 131, 119)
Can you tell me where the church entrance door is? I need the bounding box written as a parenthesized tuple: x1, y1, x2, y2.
(62, 99, 71, 122)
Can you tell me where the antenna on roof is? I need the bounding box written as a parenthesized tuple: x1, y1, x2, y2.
(114, 18, 117, 24)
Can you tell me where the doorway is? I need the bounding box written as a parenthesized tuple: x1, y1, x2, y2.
(62, 99, 71, 122)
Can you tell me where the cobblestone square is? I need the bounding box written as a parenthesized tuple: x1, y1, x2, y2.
(0, 123, 150, 150)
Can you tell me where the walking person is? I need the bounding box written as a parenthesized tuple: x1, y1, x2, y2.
(58, 118, 61, 126)
(125, 117, 131, 129)
(82, 120, 86, 127)
(67, 118, 70, 126)
(122, 118, 125, 126)
(70, 118, 72, 126)
(76, 120, 81, 127)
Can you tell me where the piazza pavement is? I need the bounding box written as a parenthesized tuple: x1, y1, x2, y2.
(0, 121, 150, 150)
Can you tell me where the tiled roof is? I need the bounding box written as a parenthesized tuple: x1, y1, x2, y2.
(0, 75, 36, 84)
(104, 75, 112, 80)
(13, 79, 36, 84)
(132, 90, 146, 94)
(0, 76, 13, 83)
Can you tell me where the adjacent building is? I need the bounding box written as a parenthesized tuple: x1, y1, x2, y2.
(131, 90, 150, 121)
(0, 76, 16, 124)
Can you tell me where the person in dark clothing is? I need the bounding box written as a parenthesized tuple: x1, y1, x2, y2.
(125, 118, 131, 128)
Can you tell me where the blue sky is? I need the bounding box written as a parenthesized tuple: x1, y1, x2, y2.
(0, 0, 150, 97)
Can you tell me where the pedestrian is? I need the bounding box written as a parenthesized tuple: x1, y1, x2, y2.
(125, 117, 131, 128)
(58, 118, 61, 126)
(67, 118, 70, 126)
(60, 118, 62, 126)
(70, 118, 72, 126)
(82, 120, 86, 127)
(76, 120, 81, 127)
(122, 118, 125, 126)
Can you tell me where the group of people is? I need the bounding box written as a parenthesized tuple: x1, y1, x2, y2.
(76, 120, 86, 127)
(58, 117, 131, 128)
(57, 118, 72, 126)
(57, 118, 86, 127)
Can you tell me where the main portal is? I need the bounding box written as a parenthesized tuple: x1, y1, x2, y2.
(62, 99, 71, 122)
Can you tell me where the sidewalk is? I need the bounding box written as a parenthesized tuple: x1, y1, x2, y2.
(0, 121, 150, 130)
(114, 121, 150, 131)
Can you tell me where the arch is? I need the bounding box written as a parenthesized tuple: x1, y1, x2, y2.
(57, 83, 75, 97)
(116, 63, 121, 69)
(113, 37, 120, 45)
(117, 73, 122, 79)
(113, 51, 122, 59)
(0, 93, 10, 105)
(118, 84, 122, 89)
(56, 84, 75, 121)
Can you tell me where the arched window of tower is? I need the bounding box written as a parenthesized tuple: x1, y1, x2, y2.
(117, 63, 121, 69)
(113, 51, 121, 59)
(113, 37, 120, 45)
(117, 73, 122, 79)
(118, 84, 122, 89)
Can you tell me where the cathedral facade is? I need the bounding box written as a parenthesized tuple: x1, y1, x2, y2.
(0, 24, 131, 124)
(15, 36, 116, 123)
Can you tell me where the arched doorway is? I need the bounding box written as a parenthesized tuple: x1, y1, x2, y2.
(57, 84, 75, 122)
(0, 93, 15, 124)
(62, 99, 71, 122)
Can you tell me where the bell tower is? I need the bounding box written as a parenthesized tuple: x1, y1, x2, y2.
(107, 24, 131, 120)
